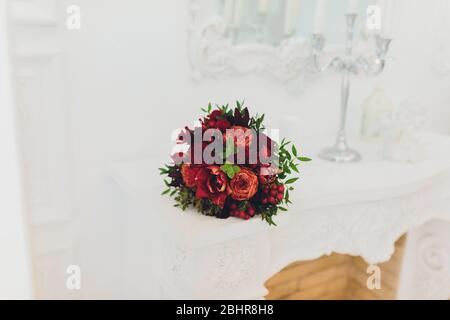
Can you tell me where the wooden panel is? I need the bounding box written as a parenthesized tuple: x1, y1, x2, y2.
(266, 254, 349, 288)
(265, 236, 406, 300)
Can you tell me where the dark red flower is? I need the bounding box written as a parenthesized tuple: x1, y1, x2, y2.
(205, 110, 231, 131)
(195, 166, 230, 208)
(209, 110, 223, 121)
(181, 164, 201, 188)
(214, 119, 231, 131)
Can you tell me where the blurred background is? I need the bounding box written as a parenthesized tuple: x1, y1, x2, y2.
(1, 0, 449, 299)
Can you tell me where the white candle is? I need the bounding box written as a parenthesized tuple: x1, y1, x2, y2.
(312, 0, 328, 34)
(348, 0, 359, 13)
(223, 0, 235, 26)
(258, 0, 269, 14)
(292, 0, 301, 28)
(284, 0, 296, 35)
(232, 0, 242, 28)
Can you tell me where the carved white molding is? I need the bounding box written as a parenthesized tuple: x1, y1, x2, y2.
(187, 0, 383, 92)
(187, 0, 314, 90)
(398, 220, 450, 300)
(158, 188, 450, 299)
(161, 232, 270, 299)
(110, 133, 450, 299)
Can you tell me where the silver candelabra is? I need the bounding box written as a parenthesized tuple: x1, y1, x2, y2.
(311, 13, 392, 163)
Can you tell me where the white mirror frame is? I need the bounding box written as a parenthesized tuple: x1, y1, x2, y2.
(187, 0, 315, 90)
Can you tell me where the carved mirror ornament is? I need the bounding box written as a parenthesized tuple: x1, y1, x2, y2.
(188, 0, 372, 91)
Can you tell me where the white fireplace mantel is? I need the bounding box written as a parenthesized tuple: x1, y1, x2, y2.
(109, 132, 450, 299)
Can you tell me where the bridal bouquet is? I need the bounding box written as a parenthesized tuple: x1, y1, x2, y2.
(160, 102, 310, 225)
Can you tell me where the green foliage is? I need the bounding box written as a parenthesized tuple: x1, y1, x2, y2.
(201, 103, 213, 114)
(261, 205, 278, 226)
(173, 185, 195, 210)
(193, 198, 222, 217)
(256, 137, 312, 225)
(220, 163, 241, 179)
(249, 113, 265, 132)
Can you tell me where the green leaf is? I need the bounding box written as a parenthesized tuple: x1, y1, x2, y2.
(281, 140, 291, 148)
(292, 145, 298, 157)
(238, 201, 248, 211)
(289, 162, 299, 173)
(220, 164, 241, 179)
(161, 189, 170, 195)
(278, 207, 288, 211)
(285, 177, 299, 184)
(298, 157, 312, 162)
(159, 167, 169, 175)
(283, 165, 291, 174)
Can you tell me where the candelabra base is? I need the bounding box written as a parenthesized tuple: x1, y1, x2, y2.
(319, 146, 362, 163)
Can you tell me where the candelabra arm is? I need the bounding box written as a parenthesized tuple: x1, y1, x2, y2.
(312, 54, 345, 72)
(356, 34, 392, 76)
(355, 56, 385, 76)
(356, 56, 370, 72)
(369, 59, 386, 76)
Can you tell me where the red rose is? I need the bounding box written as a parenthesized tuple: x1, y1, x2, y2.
(209, 110, 223, 121)
(206, 110, 231, 131)
(181, 164, 201, 188)
(228, 167, 258, 201)
(214, 119, 231, 131)
(195, 166, 230, 208)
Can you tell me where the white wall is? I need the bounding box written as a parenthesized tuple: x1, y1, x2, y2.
(11, 0, 450, 298)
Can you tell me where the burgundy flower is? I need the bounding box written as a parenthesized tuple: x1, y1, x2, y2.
(181, 164, 202, 188)
(209, 110, 223, 121)
(195, 166, 230, 208)
(214, 119, 231, 131)
(206, 110, 231, 131)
